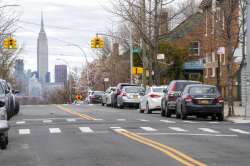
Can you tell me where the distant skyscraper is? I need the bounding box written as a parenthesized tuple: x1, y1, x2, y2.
(37, 12, 49, 83)
(55, 65, 67, 83)
(14, 59, 24, 75)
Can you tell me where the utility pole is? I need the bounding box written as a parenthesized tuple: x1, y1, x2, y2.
(246, 0, 250, 117)
(141, 0, 147, 86)
(129, 3, 134, 84)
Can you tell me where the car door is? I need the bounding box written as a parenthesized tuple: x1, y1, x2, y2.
(141, 88, 149, 110)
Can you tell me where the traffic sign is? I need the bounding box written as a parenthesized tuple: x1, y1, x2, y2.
(133, 67, 143, 75)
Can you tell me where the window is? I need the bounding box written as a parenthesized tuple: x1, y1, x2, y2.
(205, 68, 208, 78)
(207, 53, 212, 63)
(212, 67, 216, 77)
(190, 41, 200, 56)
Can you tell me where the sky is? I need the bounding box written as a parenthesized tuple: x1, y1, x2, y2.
(10, 0, 115, 81)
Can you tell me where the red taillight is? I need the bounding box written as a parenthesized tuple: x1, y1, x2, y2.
(184, 95, 193, 103)
(149, 93, 161, 98)
(117, 89, 121, 95)
(121, 92, 127, 96)
(168, 91, 177, 101)
(216, 96, 224, 104)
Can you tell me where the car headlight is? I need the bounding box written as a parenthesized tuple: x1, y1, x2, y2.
(0, 108, 7, 120)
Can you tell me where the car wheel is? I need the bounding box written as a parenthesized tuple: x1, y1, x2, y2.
(14, 101, 20, 115)
(0, 136, 7, 150)
(146, 103, 151, 114)
(166, 106, 171, 118)
(139, 104, 144, 113)
(102, 102, 104, 106)
(180, 106, 187, 120)
(217, 113, 224, 121)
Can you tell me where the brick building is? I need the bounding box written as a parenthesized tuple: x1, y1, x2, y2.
(160, 0, 241, 99)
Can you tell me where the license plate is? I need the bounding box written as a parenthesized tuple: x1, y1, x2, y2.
(199, 100, 209, 105)
(133, 95, 138, 99)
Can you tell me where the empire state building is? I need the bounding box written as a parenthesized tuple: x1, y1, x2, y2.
(37, 12, 49, 83)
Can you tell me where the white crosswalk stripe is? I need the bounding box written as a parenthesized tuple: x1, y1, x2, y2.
(183, 121, 199, 124)
(43, 119, 52, 123)
(110, 127, 121, 129)
(140, 127, 158, 132)
(79, 127, 94, 133)
(169, 127, 188, 132)
(117, 119, 126, 121)
(19, 129, 30, 135)
(160, 120, 176, 124)
(49, 128, 61, 134)
(138, 119, 149, 122)
(199, 128, 219, 133)
(209, 122, 220, 124)
(66, 118, 76, 122)
(229, 128, 250, 134)
(16, 121, 26, 125)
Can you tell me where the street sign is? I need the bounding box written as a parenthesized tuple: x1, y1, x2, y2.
(157, 54, 165, 60)
(133, 67, 143, 75)
(217, 47, 225, 55)
(104, 78, 109, 82)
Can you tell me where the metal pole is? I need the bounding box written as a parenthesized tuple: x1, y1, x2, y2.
(246, 0, 250, 117)
(129, 11, 133, 84)
(69, 70, 72, 104)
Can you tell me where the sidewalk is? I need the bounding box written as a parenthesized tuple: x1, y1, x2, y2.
(224, 102, 250, 123)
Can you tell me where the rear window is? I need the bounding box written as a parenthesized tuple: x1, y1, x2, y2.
(176, 82, 200, 91)
(152, 87, 165, 93)
(189, 86, 218, 95)
(123, 86, 143, 93)
(93, 91, 104, 95)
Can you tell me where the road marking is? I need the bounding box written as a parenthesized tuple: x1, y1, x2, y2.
(140, 127, 158, 132)
(49, 128, 61, 134)
(66, 118, 76, 122)
(94, 119, 104, 121)
(114, 129, 207, 166)
(229, 128, 250, 134)
(110, 127, 121, 129)
(43, 119, 52, 123)
(57, 105, 96, 120)
(79, 127, 94, 133)
(160, 120, 176, 124)
(183, 121, 199, 124)
(19, 129, 30, 135)
(138, 119, 149, 122)
(209, 122, 220, 124)
(117, 119, 126, 121)
(198, 128, 219, 133)
(169, 127, 188, 132)
(16, 121, 26, 125)
(137, 132, 238, 137)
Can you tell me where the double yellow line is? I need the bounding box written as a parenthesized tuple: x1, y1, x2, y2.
(115, 129, 207, 166)
(57, 105, 96, 121)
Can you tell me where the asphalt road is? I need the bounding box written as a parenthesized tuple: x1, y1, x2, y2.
(1, 104, 250, 166)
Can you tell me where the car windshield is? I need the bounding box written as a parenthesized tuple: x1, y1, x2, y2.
(123, 86, 142, 93)
(152, 87, 166, 93)
(176, 82, 199, 91)
(189, 86, 218, 95)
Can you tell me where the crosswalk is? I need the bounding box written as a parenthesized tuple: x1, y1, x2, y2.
(15, 126, 250, 137)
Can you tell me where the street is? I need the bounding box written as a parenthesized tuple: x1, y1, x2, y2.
(1, 104, 250, 166)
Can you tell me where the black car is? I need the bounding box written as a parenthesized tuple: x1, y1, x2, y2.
(176, 84, 224, 121)
(0, 79, 19, 120)
(88, 91, 104, 104)
(161, 80, 201, 117)
(111, 83, 137, 108)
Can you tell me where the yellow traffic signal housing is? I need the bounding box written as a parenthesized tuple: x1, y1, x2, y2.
(95, 37, 100, 48)
(3, 38, 9, 49)
(91, 39, 96, 48)
(11, 38, 17, 49)
(99, 38, 105, 48)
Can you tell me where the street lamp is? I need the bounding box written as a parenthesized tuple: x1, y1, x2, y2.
(56, 58, 72, 104)
(67, 44, 90, 88)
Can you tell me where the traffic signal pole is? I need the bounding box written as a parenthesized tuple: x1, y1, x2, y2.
(246, 0, 250, 117)
(129, 22, 133, 84)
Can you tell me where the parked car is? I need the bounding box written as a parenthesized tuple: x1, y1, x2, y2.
(111, 83, 137, 108)
(88, 91, 104, 104)
(102, 87, 116, 106)
(0, 80, 19, 120)
(140, 86, 168, 114)
(0, 84, 9, 149)
(161, 80, 201, 118)
(117, 86, 144, 108)
(7, 83, 20, 115)
(176, 84, 224, 121)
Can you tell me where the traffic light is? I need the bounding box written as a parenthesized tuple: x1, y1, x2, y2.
(3, 38, 9, 49)
(99, 38, 105, 48)
(11, 38, 17, 49)
(91, 39, 96, 48)
(95, 37, 100, 48)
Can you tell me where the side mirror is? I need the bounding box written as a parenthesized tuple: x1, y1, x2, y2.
(0, 100, 5, 107)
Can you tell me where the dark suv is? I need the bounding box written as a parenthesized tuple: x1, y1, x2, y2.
(0, 80, 19, 120)
(161, 80, 201, 117)
(111, 83, 137, 108)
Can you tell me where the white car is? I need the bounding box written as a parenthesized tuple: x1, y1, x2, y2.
(139, 86, 168, 114)
(102, 87, 116, 106)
